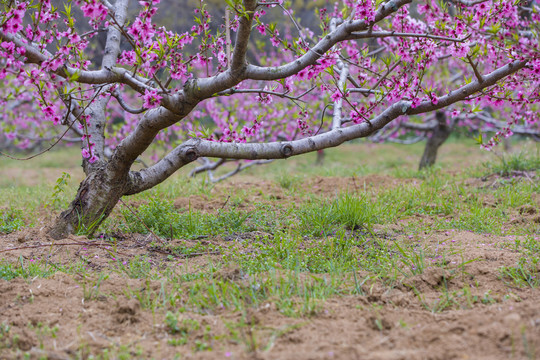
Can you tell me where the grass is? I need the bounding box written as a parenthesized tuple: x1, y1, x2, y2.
(0, 139, 538, 358)
(500, 256, 540, 288)
(482, 150, 540, 176)
(0, 208, 26, 234)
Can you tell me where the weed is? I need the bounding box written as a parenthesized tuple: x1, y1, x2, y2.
(0, 257, 60, 280)
(0, 208, 25, 234)
(120, 198, 180, 238)
(120, 197, 265, 240)
(75, 212, 107, 236)
(125, 279, 169, 310)
(116, 256, 153, 279)
(332, 192, 375, 230)
(165, 311, 200, 347)
(393, 242, 427, 276)
(276, 173, 302, 190)
(500, 257, 540, 288)
(80, 273, 109, 301)
(30, 322, 59, 350)
(194, 340, 212, 352)
(297, 201, 337, 237)
(46, 172, 71, 209)
(483, 150, 540, 176)
(0, 323, 11, 350)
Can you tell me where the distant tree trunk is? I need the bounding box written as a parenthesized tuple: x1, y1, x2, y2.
(0, 133, 9, 152)
(503, 137, 511, 152)
(316, 149, 325, 165)
(419, 111, 453, 170)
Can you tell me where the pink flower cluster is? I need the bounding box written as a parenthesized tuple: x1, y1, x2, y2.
(79, 0, 108, 29)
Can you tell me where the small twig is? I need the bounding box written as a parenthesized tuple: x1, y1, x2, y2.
(149, 247, 220, 258)
(220, 196, 231, 211)
(226, 7, 231, 68)
(0, 85, 108, 161)
(467, 54, 484, 83)
(0, 241, 123, 254)
(351, 175, 359, 193)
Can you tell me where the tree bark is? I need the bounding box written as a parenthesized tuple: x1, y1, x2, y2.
(48, 166, 128, 239)
(418, 111, 453, 170)
(316, 149, 325, 165)
(503, 137, 511, 152)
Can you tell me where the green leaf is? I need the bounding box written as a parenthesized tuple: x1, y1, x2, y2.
(474, 131, 484, 145)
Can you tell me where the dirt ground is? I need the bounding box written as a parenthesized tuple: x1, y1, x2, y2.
(1, 174, 539, 360)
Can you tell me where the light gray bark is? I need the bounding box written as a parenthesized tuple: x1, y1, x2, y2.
(330, 18, 349, 130)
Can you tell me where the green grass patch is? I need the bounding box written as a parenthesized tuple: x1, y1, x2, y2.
(482, 150, 540, 176)
(0, 208, 25, 234)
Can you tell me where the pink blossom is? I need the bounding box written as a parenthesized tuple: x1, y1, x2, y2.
(330, 90, 342, 102)
(119, 50, 137, 66)
(256, 25, 266, 35)
(143, 89, 162, 109)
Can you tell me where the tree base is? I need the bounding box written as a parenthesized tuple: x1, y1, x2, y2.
(48, 168, 127, 240)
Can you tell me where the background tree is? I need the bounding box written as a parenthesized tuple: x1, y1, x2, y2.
(0, 0, 538, 239)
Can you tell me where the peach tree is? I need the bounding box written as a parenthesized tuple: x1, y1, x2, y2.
(0, 0, 538, 238)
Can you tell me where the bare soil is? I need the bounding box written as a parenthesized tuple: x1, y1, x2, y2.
(1, 174, 539, 359)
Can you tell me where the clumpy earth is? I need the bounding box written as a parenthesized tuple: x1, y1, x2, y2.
(1, 169, 539, 359)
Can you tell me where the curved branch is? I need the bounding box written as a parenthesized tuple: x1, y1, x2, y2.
(107, 106, 182, 179)
(401, 120, 438, 131)
(189, 158, 226, 177)
(125, 59, 527, 194)
(388, 135, 426, 145)
(475, 113, 540, 136)
(216, 86, 315, 102)
(210, 159, 274, 183)
(408, 60, 527, 115)
(111, 89, 145, 114)
(243, 0, 412, 81)
(449, 0, 489, 6)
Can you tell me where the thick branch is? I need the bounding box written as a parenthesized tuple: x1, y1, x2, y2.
(107, 107, 182, 180)
(102, 0, 129, 70)
(449, 0, 489, 5)
(408, 60, 527, 115)
(189, 158, 226, 177)
(0, 31, 112, 83)
(388, 135, 426, 144)
(230, 0, 257, 72)
(331, 18, 349, 130)
(402, 120, 438, 131)
(84, 0, 129, 172)
(125, 59, 527, 194)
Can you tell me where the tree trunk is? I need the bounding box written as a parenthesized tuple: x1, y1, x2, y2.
(418, 111, 453, 170)
(503, 137, 511, 152)
(315, 149, 325, 165)
(48, 166, 128, 240)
